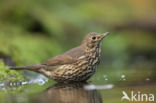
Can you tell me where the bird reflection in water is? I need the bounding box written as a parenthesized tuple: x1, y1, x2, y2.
(35, 82, 102, 103)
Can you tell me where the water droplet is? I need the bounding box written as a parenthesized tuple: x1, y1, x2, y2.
(121, 74, 125, 78)
(21, 81, 28, 85)
(146, 78, 150, 81)
(0, 83, 4, 87)
(105, 78, 108, 81)
(123, 78, 126, 81)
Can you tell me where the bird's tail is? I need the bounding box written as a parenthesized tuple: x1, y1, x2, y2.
(10, 64, 44, 71)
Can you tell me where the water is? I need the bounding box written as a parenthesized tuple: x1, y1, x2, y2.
(0, 67, 156, 103)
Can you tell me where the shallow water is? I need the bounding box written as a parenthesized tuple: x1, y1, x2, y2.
(0, 67, 156, 103)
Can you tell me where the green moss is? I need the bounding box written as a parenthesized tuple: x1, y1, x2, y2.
(0, 62, 25, 82)
(0, 26, 62, 66)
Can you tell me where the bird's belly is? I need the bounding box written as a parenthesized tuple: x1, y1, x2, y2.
(51, 59, 99, 82)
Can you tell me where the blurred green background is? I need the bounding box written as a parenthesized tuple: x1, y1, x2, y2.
(0, 0, 156, 103)
(0, 0, 156, 79)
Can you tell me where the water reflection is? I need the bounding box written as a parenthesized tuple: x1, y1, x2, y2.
(35, 82, 102, 103)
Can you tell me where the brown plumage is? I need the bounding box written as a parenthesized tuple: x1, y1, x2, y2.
(11, 32, 109, 82)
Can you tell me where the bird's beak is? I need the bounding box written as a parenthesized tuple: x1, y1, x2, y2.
(101, 32, 110, 39)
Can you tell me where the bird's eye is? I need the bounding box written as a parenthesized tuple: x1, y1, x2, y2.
(92, 36, 96, 40)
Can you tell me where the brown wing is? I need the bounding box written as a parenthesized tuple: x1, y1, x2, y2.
(42, 55, 77, 66)
(42, 46, 85, 66)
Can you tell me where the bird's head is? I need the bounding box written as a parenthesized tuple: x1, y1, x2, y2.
(82, 32, 109, 49)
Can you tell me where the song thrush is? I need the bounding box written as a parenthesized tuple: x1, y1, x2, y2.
(11, 32, 109, 82)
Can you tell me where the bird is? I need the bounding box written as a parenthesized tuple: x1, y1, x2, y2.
(36, 82, 102, 103)
(11, 32, 109, 82)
